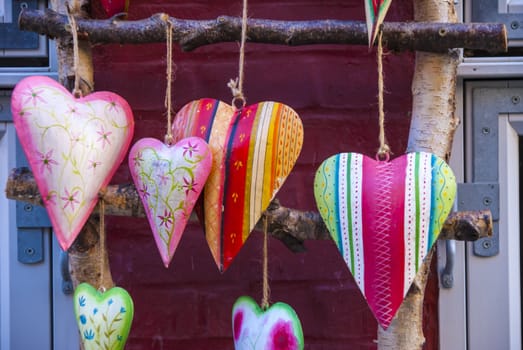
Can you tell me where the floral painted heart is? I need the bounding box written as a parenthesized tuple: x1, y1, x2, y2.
(11, 76, 134, 251)
(232, 296, 304, 350)
(74, 283, 134, 350)
(128, 137, 212, 267)
(314, 152, 456, 329)
(172, 99, 303, 272)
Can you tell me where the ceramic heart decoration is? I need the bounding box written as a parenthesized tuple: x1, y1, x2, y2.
(128, 137, 212, 267)
(314, 152, 456, 329)
(99, 0, 130, 17)
(74, 283, 134, 350)
(232, 296, 304, 350)
(11, 76, 134, 251)
(172, 99, 303, 272)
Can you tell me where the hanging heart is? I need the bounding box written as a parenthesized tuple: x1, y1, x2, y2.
(314, 152, 456, 329)
(232, 296, 304, 350)
(11, 76, 134, 251)
(128, 137, 212, 267)
(74, 283, 134, 350)
(99, 0, 130, 17)
(172, 99, 303, 272)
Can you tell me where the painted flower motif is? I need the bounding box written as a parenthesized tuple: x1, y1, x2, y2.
(79, 314, 87, 325)
(37, 149, 58, 174)
(269, 321, 298, 350)
(93, 308, 98, 315)
(108, 299, 114, 306)
(182, 142, 198, 158)
(182, 177, 197, 195)
(70, 131, 82, 146)
(67, 104, 78, 116)
(158, 209, 173, 228)
(88, 160, 101, 172)
(83, 329, 95, 340)
(78, 295, 86, 307)
(120, 307, 126, 314)
(22, 87, 45, 106)
(139, 184, 150, 200)
(132, 151, 144, 166)
(61, 188, 80, 211)
(44, 192, 57, 206)
(96, 125, 113, 149)
(157, 173, 169, 186)
(107, 100, 118, 112)
(18, 109, 31, 118)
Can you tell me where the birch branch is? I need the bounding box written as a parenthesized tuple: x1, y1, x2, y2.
(5, 167, 492, 253)
(19, 8, 507, 53)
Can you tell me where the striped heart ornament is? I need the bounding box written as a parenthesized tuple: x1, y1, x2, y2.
(314, 152, 456, 329)
(173, 99, 303, 272)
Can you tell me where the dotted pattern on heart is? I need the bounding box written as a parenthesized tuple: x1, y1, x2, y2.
(173, 99, 303, 272)
(314, 152, 456, 329)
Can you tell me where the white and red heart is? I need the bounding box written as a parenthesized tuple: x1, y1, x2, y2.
(172, 99, 303, 272)
(232, 296, 304, 350)
(314, 152, 456, 329)
(128, 137, 212, 267)
(11, 76, 134, 251)
(74, 283, 134, 350)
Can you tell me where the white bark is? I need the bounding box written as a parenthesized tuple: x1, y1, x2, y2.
(378, 0, 460, 349)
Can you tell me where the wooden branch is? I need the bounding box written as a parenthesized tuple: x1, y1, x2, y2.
(19, 9, 507, 53)
(5, 167, 492, 253)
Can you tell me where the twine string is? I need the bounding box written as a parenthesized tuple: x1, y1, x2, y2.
(376, 30, 390, 160)
(164, 19, 175, 145)
(228, 0, 248, 109)
(66, 3, 82, 98)
(261, 216, 270, 310)
(98, 199, 106, 293)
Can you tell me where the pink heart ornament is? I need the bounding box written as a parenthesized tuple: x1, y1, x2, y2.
(11, 76, 134, 250)
(128, 137, 212, 267)
(314, 152, 456, 329)
(232, 296, 304, 350)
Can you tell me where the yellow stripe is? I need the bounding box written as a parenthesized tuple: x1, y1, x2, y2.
(261, 103, 279, 209)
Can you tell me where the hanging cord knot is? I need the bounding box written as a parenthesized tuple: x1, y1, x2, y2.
(228, 0, 248, 110)
(228, 78, 246, 110)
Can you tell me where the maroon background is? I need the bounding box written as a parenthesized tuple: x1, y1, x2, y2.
(92, 0, 439, 348)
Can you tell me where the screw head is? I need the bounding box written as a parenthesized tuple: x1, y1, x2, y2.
(482, 240, 492, 250)
(482, 127, 490, 135)
(510, 21, 520, 30)
(23, 204, 33, 212)
(512, 96, 520, 105)
(25, 247, 35, 256)
(483, 197, 492, 206)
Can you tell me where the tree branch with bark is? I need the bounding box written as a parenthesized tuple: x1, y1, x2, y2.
(5, 167, 493, 253)
(19, 8, 507, 53)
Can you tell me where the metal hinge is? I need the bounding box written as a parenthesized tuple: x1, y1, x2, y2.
(457, 182, 499, 257)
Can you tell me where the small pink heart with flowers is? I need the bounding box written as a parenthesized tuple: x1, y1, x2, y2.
(129, 137, 212, 267)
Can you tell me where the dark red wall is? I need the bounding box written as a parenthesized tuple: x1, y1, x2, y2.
(92, 0, 439, 349)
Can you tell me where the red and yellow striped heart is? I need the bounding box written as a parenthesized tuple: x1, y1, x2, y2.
(173, 99, 303, 272)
